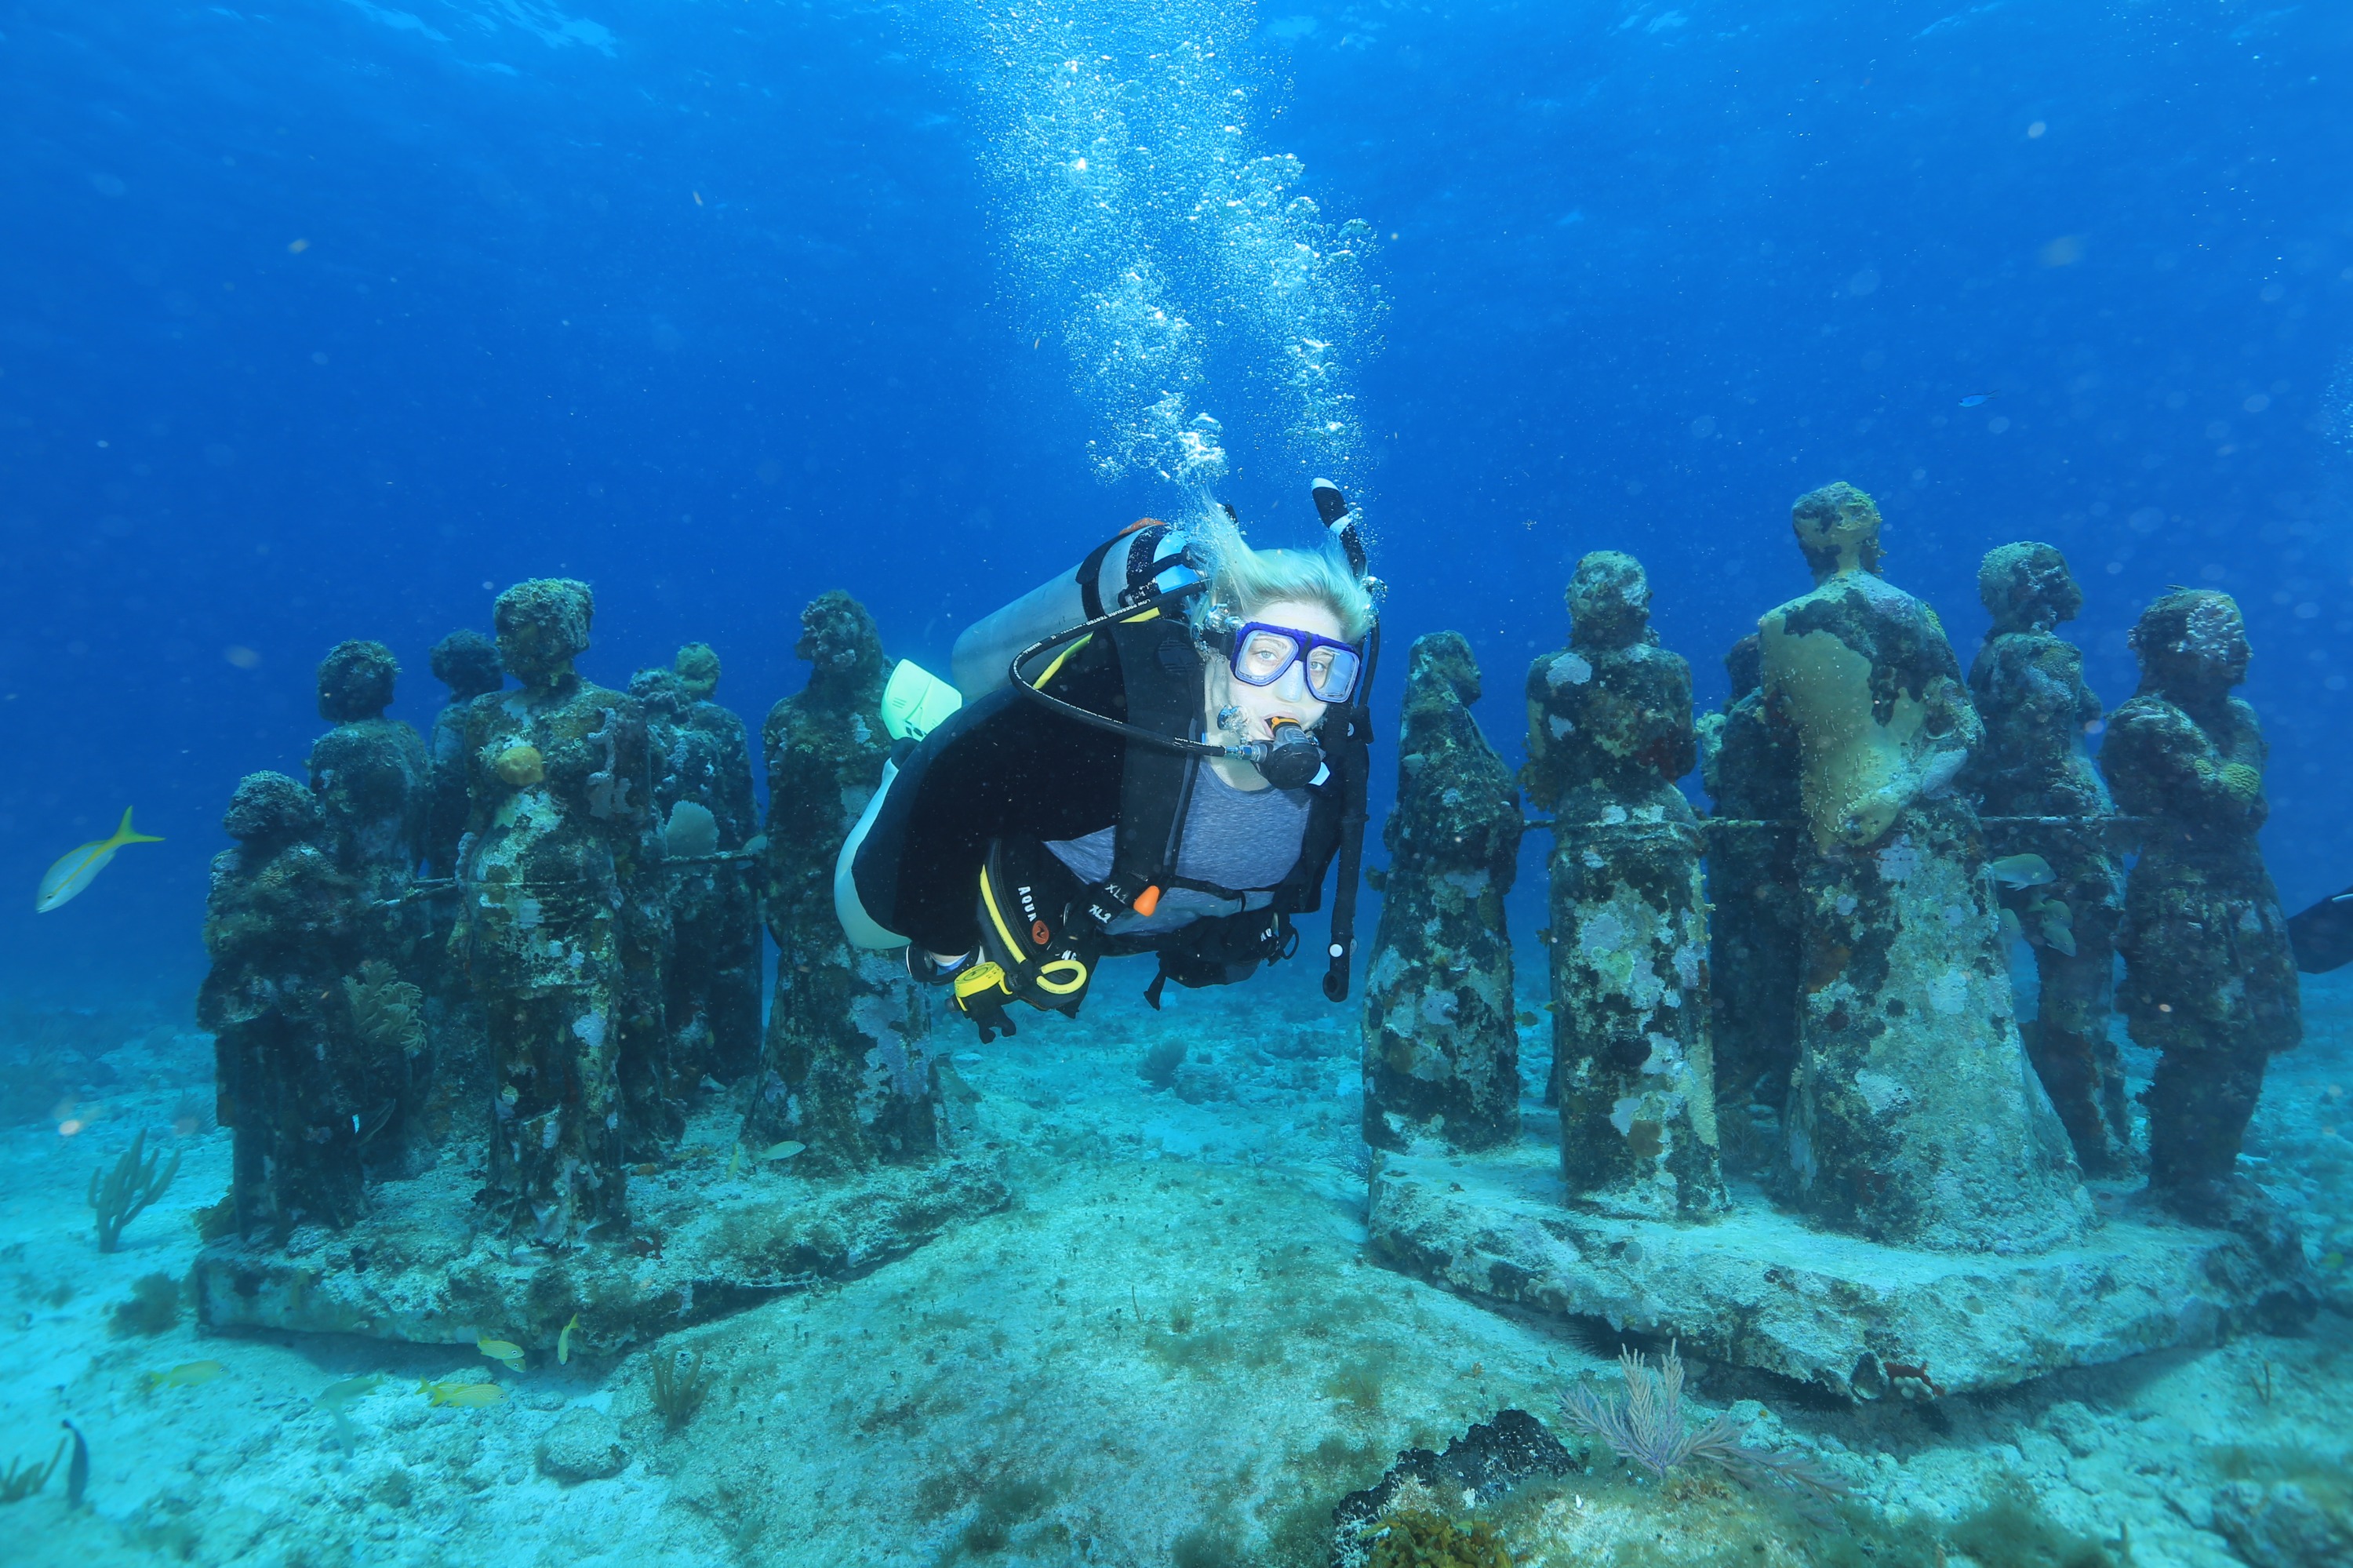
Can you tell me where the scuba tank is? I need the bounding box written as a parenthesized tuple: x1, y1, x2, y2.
(950, 521, 1200, 699)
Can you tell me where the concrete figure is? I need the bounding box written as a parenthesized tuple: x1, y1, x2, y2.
(1695, 634, 1804, 1183)
(424, 629, 504, 879)
(201, 772, 386, 1240)
(743, 591, 944, 1169)
(457, 578, 665, 1243)
(1362, 632, 1524, 1153)
(2100, 590, 2301, 1224)
(1761, 483, 2086, 1252)
(631, 643, 762, 1086)
(1524, 552, 1726, 1220)
(1966, 543, 2131, 1175)
(308, 640, 431, 887)
(307, 639, 439, 1155)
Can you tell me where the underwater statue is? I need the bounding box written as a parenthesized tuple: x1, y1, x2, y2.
(2100, 589, 2302, 1224)
(1362, 632, 1524, 1153)
(456, 578, 666, 1242)
(631, 644, 762, 1086)
(1760, 482, 2086, 1252)
(307, 639, 431, 888)
(1966, 543, 2131, 1175)
(742, 591, 944, 1169)
(1695, 634, 1803, 1184)
(423, 628, 504, 879)
(410, 628, 506, 1123)
(1523, 551, 1726, 1220)
(201, 772, 391, 1239)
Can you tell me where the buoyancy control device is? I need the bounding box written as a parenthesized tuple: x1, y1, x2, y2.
(998, 480, 1382, 1002)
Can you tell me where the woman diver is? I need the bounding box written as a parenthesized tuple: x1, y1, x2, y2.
(835, 481, 1380, 1041)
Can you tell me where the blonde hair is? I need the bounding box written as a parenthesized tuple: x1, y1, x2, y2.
(1188, 509, 1376, 644)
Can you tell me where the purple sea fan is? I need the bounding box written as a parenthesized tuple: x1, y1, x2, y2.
(1556, 1343, 1849, 1503)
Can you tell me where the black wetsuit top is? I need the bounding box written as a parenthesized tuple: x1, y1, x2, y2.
(850, 629, 1342, 959)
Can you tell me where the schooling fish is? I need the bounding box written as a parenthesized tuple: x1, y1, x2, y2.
(418, 1377, 504, 1408)
(1958, 391, 1996, 407)
(1989, 853, 2056, 890)
(37, 808, 164, 912)
(558, 1312, 580, 1366)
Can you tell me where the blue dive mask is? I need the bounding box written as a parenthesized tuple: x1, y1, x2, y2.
(1228, 622, 1364, 704)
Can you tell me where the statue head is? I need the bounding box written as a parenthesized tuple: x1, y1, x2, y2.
(428, 628, 504, 700)
(674, 642, 722, 702)
(627, 665, 686, 718)
(1566, 551, 1654, 650)
(493, 578, 595, 687)
(223, 770, 322, 845)
(316, 640, 399, 722)
(1978, 542, 2082, 634)
(1405, 629, 1481, 708)
(1722, 632, 1764, 700)
(1791, 482, 1885, 580)
(2129, 589, 2250, 694)
(795, 590, 886, 686)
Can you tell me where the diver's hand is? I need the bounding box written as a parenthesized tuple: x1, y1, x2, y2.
(950, 964, 1020, 1043)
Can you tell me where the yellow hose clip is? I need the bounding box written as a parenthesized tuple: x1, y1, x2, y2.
(1034, 958, 1089, 997)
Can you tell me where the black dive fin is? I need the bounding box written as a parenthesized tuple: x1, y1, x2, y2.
(1311, 478, 1349, 528)
(2288, 886, 2353, 974)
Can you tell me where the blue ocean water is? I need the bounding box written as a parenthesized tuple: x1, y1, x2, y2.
(5, 1, 2348, 1003)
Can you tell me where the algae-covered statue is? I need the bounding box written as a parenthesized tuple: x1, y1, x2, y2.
(632, 643, 762, 1086)
(456, 578, 665, 1242)
(1760, 483, 2085, 1251)
(1966, 543, 2130, 1174)
(1695, 634, 1803, 1182)
(1362, 632, 1523, 1153)
(308, 640, 431, 887)
(2100, 590, 2301, 1224)
(742, 591, 945, 1169)
(423, 628, 504, 879)
(201, 772, 375, 1239)
(1524, 551, 1726, 1219)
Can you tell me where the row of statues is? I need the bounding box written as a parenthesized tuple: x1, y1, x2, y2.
(198, 479, 2303, 1261)
(199, 580, 940, 1246)
(1365, 481, 2302, 1249)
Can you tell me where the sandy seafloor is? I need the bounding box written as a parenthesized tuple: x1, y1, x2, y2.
(1, 955, 2347, 1568)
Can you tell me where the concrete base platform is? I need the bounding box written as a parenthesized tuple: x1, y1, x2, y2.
(193, 1148, 1010, 1356)
(1368, 1140, 2312, 1400)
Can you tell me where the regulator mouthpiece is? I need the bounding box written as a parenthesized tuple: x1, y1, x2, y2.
(1249, 719, 1324, 791)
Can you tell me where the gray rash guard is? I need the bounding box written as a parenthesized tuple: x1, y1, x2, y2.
(1046, 767, 1311, 937)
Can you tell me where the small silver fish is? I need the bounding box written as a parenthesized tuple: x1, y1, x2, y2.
(1989, 853, 2056, 890)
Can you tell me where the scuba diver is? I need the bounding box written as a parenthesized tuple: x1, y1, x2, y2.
(835, 481, 1380, 1041)
(2289, 882, 2353, 973)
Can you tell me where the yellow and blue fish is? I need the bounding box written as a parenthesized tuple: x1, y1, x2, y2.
(37, 808, 164, 912)
(418, 1377, 504, 1408)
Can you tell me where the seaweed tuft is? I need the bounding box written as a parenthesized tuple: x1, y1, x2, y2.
(108, 1271, 182, 1337)
(649, 1347, 717, 1432)
(1360, 1508, 1513, 1568)
(88, 1127, 181, 1253)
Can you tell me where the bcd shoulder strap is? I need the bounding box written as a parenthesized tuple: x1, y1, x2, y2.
(1087, 611, 1203, 921)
